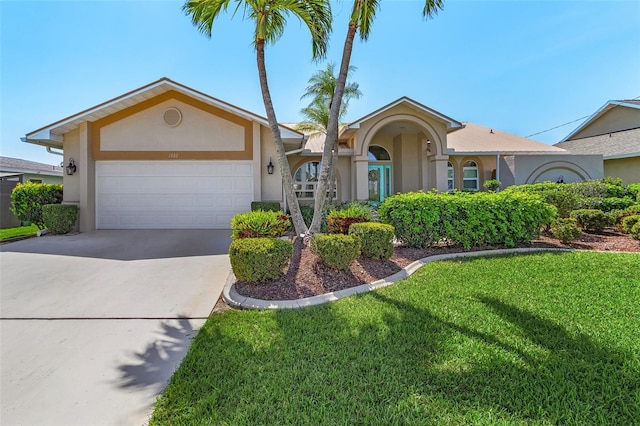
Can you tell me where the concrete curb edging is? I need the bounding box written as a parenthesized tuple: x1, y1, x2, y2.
(223, 248, 573, 310)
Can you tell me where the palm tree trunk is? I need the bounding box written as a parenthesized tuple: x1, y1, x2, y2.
(309, 22, 358, 233)
(256, 40, 308, 236)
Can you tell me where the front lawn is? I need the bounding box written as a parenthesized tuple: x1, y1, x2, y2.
(151, 251, 640, 425)
(0, 224, 38, 241)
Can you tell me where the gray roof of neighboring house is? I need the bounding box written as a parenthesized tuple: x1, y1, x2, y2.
(554, 127, 640, 159)
(447, 122, 566, 155)
(0, 156, 63, 176)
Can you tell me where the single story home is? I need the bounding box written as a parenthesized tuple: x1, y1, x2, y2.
(555, 99, 640, 184)
(0, 156, 64, 229)
(23, 78, 603, 231)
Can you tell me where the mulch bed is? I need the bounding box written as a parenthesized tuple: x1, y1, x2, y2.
(233, 230, 640, 302)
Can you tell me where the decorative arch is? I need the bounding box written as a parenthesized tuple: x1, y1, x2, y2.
(357, 114, 446, 159)
(525, 161, 592, 184)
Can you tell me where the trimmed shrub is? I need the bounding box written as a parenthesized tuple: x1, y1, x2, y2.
(327, 206, 371, 234)
(229, 238, 293, 282)
(42, 204, 78, 234)
(250, 201, 281, 212)
(570, 209, 609, 233)
(577, 196, 636, 212)
(550, 218, 581, 244)
(231, 210, 290, 239)
(621, 215, 640, 234)
(311, 233, 361, 270)
(349, 222, 395, 260)
(504, 184, 578, 218)
(631, 221, 640, 240)
(10, 182, 63, 229)
(627, 183, 640, 202)
(483, 179, 501, 192)
(379, 191, 556, 249)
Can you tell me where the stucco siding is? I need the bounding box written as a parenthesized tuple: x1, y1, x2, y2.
(63, 129, 80, 203)
(503, 154, 603, 185)
(572, 107, 640, 139)
(604, 157, 640, 184)
(100, 99, 245, 152)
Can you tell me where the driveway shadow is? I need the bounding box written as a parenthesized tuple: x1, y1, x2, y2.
(0, 229, 231, 260)
(114, 317, 197, 393)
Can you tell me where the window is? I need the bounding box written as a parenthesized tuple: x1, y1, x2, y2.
(28, 179, 43, 184)
(294, 161, 337, 201)
(447, 162, 454, 191)
(368, 145, 391, 161)
(463, 161, 479, 191)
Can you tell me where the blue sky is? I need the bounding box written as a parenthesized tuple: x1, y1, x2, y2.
(1, 0, 639, 165)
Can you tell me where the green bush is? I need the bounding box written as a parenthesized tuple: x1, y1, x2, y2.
(349, 222, 395, 260)
(298, 204, 332, 233)
(42, 204, 78, 234)
(326, 206, 371, 234)
(379, 191, 556, 249)
(250, 201, 281, 212)
(631, 221, 640, 240)
(570, 209, 609, 233)
(621, 215, 640, 234)
(229, 238, 293, 283)
(627, 183, 640, 202)
(311, 233, 361, 270)
(550, 218, 582, 244)
(504, 183, 578, 218)
(577, 196, 636, 212)
(231, 210, 290, 239)
(483, 179, 501, 192)
(10, 182, 63, 229)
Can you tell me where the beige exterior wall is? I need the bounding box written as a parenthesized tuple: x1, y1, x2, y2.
(62, 129, 80, 204)
(260, 126, 282, 204)
(604, 157, 640, 184)
(499, 154, 603, 186)
(572, 107, 640, 139)
(100, 99, 245, 152)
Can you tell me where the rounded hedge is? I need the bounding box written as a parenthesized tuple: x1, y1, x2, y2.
(42, 204, 78, 234)
(570, 209, 609, 233)
(349, 222, 395, 260)
(311, 233, 361, 271)
(229, 238, 293, 283)
(631, 221, 640, 240)
(621, 215, 640, 234)
(550, 218, 581, 244)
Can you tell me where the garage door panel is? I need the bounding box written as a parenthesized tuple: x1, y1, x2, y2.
(97, 161, 254, 229)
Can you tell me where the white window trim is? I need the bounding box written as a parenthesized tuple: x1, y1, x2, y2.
(463, 161, 479, 191)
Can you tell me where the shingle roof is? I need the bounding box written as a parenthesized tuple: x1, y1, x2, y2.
(447, 122, 566, 154)
(554, 127, 640, 159)
(0, 156, 63, 175)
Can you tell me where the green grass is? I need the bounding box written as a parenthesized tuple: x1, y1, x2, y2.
(0, 224, 38, 241)
(151, 252, 640, 425)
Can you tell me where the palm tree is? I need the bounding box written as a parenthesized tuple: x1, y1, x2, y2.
(308, 0, 445, 233)
(296, 63, 361, 202)
(296, 62, 361, 135)
(183, 0, 332, 236)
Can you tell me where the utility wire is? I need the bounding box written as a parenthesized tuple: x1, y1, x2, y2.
(526, 95, 640, 138)
(525, 115, 590, 138)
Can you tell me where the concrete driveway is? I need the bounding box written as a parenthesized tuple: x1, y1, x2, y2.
(0, 230, 231, 425)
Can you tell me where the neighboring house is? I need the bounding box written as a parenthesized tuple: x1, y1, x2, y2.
(0, 156, 64, 228)
(22, 78, 602, 231)
(555, 100, 640, 184)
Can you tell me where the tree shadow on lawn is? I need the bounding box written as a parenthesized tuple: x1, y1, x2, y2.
(151, 295, 639, 424)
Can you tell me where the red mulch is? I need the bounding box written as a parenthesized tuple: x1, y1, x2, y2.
(233, 229, 640, 302)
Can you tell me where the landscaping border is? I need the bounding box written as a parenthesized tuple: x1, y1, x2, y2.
(223, 248, 572, 310)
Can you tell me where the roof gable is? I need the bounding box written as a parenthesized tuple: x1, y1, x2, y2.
(345, 96, 463, 132)
(24, 77, 302, 148)
(561, 99, 640, 142)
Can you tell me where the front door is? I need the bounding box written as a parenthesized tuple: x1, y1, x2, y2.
(368, 164, 392, 203)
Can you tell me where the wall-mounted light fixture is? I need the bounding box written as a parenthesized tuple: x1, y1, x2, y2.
(66, 159, 77, 175)
(267, 158, 274, 175)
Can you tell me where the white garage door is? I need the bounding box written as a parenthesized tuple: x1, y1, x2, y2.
(96, 161, 253, 229)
